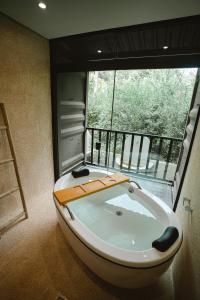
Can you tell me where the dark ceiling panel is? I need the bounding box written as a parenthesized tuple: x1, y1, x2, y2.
(50, 15, 200, 71)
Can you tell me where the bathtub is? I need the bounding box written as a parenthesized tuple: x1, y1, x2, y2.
(54, 168, 182, 288)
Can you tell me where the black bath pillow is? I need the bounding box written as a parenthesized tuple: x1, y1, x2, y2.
(72, 168, 90, 178)
(152, 226, 179, 252)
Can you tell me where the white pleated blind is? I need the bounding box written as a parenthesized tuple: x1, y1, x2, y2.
(173, 78, 200, 207)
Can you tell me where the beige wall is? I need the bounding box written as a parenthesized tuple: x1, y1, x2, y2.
(1, 11, 200, 298)
(0, 13, 54, 216)
(173, 94, 200, 298)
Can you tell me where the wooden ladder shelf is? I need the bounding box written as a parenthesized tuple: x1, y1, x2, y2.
(0, 103, 28, 235)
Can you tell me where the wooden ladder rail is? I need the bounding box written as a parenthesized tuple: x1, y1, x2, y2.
(0, 103, 28, 233)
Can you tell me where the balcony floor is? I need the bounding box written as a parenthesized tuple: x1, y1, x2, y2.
(88, 165, 173, 208)
(130, 175, 173, 208)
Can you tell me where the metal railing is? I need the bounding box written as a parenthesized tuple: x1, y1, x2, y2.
(85, 127, 183, 182)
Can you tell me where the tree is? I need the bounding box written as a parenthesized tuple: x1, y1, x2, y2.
(87, 69, 197, 139)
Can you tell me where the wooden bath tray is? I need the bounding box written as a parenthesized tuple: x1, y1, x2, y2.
(54, 173, 129, 205)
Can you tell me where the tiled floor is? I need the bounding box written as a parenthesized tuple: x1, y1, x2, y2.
(0, 192, 174, 300)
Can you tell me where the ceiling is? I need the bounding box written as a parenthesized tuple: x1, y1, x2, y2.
(50, 16, 200, 71)
(0, 0, 200, 39)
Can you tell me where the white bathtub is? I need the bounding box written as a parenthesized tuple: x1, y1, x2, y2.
(54, 168, 182, 288)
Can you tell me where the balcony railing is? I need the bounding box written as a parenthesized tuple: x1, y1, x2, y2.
(86, 127, 183, 182)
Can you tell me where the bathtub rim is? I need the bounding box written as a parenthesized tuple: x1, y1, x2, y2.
(54, 168, 182, 268)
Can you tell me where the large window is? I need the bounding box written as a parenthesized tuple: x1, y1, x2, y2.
(86, 69, 197, 182)
(87, 69, 197, 138)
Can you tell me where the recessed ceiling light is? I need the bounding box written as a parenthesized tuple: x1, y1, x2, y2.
(163, 46, 168, 49)
(38, 1, 47, 9)
(97, 49, 102, 53)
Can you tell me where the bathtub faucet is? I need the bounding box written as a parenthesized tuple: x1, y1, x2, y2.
(128, 180, 142, 192)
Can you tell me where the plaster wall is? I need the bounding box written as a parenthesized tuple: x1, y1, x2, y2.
(0, 13, 54, 224)
(0, 14, 176, 300)
(173, 87, 200, 299)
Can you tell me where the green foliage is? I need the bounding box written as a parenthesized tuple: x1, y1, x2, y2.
(87, 69, 197, 139)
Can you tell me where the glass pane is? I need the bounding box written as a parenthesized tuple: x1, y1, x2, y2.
(87, 71, 115, 129)
(112, 69, 197, 180)
(86, 68, 197, 183)
(112, 69, 196, 137)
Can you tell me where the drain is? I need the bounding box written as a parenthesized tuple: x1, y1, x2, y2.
(116, 210, 123, 216)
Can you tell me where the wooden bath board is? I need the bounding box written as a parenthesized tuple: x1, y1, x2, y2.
(54, 173, 129, 205)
